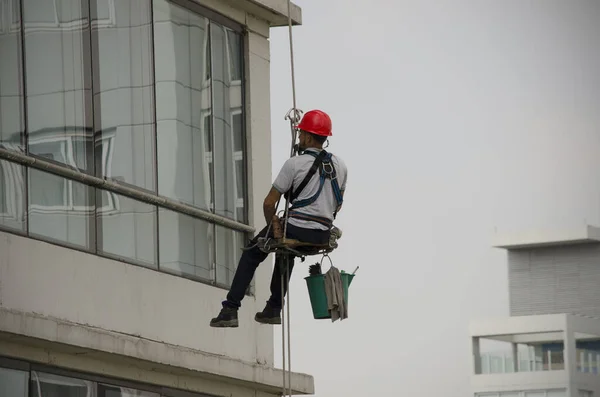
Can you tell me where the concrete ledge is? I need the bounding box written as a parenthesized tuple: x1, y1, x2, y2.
(470, 313, 600, 340)
(225, 0, 302, 27)
(469, 313, 568, 338)
(471, 371, 569, 393)
(493, 224, 600, 250)
(0, 308, 314, 395)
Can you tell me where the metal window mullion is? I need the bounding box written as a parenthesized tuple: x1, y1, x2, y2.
(150, 0, 160, 270)
(208, 20, 218, 284)
(17, 0, 30, 237)
(89, 0, 103, 256)
(240, 29, 251, 294)
(240, 29, 248, 227)
(86, 0, 98, 253)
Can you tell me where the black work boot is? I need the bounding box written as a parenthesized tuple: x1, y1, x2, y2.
(210, 306, 239, 328)
(255, 302, 282, 325)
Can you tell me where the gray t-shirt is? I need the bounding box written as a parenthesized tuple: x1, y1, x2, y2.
(273, 148, 348, 230)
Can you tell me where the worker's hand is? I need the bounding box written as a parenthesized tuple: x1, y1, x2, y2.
(272, 215, 283, 239)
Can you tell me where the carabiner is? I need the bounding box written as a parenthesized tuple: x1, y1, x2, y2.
(322, 161, 334, 176)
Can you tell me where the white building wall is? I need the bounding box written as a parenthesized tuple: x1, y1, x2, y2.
(0, 0, 308, 394)
(0, 2, 273, 365)
(0, 230, 268, 363)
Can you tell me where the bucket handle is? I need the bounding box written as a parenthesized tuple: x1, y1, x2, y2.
(319, 253, 334, 272)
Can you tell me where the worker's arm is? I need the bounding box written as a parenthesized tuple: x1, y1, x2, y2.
(263, 186, 282, 225)
(335, 190, 345, 213)
(268, 158, 294, 224)
(337, 164, 348, 213)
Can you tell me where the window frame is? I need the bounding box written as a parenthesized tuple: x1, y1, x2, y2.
(17, 0, 116, 32)
(27, 133, 118, 215)
(0, 0, 23, 34)
(0, 159, 24, 221)
(0, 357, 217, 397)
(168, 0, 243, 33)
(0, 0, 252, 291)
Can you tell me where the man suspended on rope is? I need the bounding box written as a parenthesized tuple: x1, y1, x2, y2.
(210, 109, 348, 328)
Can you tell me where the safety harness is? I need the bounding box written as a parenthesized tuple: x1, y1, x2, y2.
(284, 149, 344, 228)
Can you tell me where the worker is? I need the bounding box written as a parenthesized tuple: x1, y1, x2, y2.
(210, 109, 348, 328)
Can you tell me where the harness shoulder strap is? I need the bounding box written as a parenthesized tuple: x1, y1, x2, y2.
(290, 151, 342, 211)
(322, 153, 344, 219)
(285, 150, 328, 202)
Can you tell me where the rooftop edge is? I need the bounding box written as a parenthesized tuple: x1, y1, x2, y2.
(492, 224, 600, 250)
(227, 0, 302, 27)
(0, 307, 314, 395)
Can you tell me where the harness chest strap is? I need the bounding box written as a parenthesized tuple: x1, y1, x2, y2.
(284, 149, 328, 202)
(285, 150, 343, 226)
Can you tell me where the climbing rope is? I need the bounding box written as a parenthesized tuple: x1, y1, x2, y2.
(281, 1, 298, 396)
(287, 0, 297, 114)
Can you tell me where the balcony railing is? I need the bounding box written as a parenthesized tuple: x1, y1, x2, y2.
(480, 347, 564, 374)
(480, 348, 600, 375)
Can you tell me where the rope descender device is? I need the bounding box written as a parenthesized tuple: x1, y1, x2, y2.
(285, 107, 303, 158)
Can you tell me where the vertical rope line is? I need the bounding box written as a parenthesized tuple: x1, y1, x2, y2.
(282, 3, 297, 396)
(281, 257, 286, 396)
(282, 0, 298, 245)
(286, 255, 292, 397)
(287, 0, 297, 111)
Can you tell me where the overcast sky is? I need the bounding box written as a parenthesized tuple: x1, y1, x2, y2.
(266, 1, 600, 395)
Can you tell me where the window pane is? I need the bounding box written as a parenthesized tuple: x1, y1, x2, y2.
(22, 0, 55, 24)
(232, 112, 243, 152)
(95, 0, 111, 21)
(24, 0, 93, 173)
(0, 160, 26, 232)
(28, 168, 94, 250)
(98, 383, 159, 397)
(159, 209, 213, 280)
(0, 366, 28, 397)
(227, 30, 242, 82)
(0, 0, 24, 150)
(154, 0, 212, 209)
(57, 0, 88, 24)
(211, 24, 245, 222)
(215, 226, 245, 286)
(30, 371, 93, 397)
(93, 0, 155, 191)
(97, 190, 157, 268)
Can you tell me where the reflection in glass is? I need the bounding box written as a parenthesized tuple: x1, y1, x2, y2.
(28, 168, 94, 249)
(97, 190, 156, 268)
(93, 0, 155, 191)
(211, 24, 246, 222)
(98, 383, 159, 397)
(0, 0, 24, 150)
(0, 366, 28, 397)
(0, 160, 26, 232)
(154, 0, 212, 209)
(216, 225, 245, 286)
(30, 371, 93, 397)
(159, 208, 213, 280)
(23, 0, 93, 173)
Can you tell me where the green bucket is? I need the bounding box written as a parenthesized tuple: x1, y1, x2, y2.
(304, 271, 355, 319)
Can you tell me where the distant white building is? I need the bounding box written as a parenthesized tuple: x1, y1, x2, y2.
(470, 225, 600, 397)
(0, 0, 314, 396)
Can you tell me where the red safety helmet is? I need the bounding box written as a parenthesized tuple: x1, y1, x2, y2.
(297, 110, 332, 137)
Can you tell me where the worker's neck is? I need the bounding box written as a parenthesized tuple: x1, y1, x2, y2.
(303, 145, 323, 151)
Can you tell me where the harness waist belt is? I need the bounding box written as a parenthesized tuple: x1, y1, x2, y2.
(288, 211, 333, 228)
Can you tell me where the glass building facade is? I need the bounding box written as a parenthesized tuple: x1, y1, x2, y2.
(0, 359, 217, 397)
(0, 0, 248, 287)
